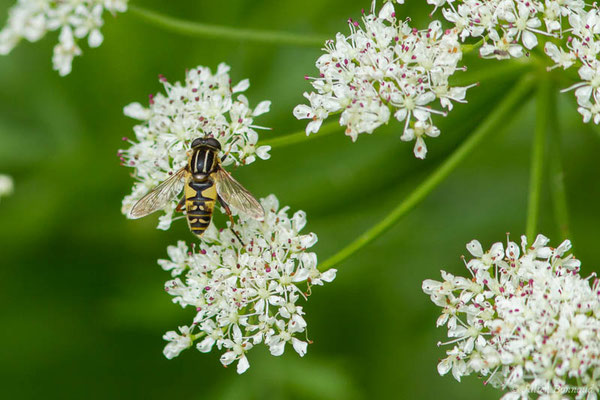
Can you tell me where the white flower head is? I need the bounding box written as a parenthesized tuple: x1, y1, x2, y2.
(551, 7, 600, 125)
(423, 234, 600, 399)
(158, 195, 336, 373)
(430, 0, 584, 59)
(120, 63, 272, 229)
(0, 174, 14, 199)
(294, 2, 474, 158)
(430, 2, 600, 130)
(0, 0, 128, 75)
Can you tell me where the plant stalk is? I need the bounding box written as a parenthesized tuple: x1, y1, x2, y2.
(259, 121, 342, 148)
(319, 75, 536, 271)
(547, 89, 571, 241)
(128, 5, 328, 47)
(526, 79, 550, 240)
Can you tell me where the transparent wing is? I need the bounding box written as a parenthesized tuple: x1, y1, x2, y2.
(215, 168, 265, 221)
(129, 168, 186, 219)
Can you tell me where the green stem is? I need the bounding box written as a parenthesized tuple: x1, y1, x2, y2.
(191, 332, 206, 341)
(525, 79, 550, 240)
(128, 5, 328, 47)
(259, 121, 342, 148)
(547, 90, 571, 241)
(461, 37, 485, 54)
(451, 60, 529, 87)
(319, 75, 536, 271)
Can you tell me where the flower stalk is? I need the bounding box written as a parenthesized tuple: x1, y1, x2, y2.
(128, 5, 327, 47)
(319, 75, 536, 271)
(547, 89, 571, 242)
(450, 60, 529, 87)
(525, 78, 550, 240)
(259, 121, 342, 148)
(460, 37, 485, 54)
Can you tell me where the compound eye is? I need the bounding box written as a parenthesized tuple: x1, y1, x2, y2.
(206, 138, 221, 150)
(191, 138, 203, 148)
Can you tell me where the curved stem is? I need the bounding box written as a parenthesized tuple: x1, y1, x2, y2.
(461, 37, 485, 54)
(259, 121, 341, 148)
(318, 75, 536, 271)
(547, 89, 571, 241)
(451, 60, 529, 87)
(128, 5, 328, 47)
(191, 332, 206, 341)
(526, 79, 550, 240)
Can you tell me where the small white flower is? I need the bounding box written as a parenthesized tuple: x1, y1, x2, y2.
(294, 2, 473, 158)
(267, 319, 308, 357)
(120, 64, 272, 229)
(157, 240, 189, 277)
(0, 0, 127, 75)
(220, 325, 252, 374)
(424, 234, 600, 398)
(163, 326, 192, 359)
(400, 120, 441, 159)
(72, 4, 104, 48)
(158, 195, 336, 373)
(0, 174, 14, 199)
(544, 42, 576, 70)
(52, 26, 81, 76)
(430, 0, 578, 59)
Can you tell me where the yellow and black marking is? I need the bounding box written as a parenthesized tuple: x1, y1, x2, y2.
(183, 143, 221, 238)
(190, 144, 217, 175)
(184, 178, 217, 237)
(130, 136, 259, 245)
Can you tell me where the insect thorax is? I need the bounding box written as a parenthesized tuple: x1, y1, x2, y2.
(189, 146, 219, 177)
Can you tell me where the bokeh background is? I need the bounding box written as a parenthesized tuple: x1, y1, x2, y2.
(1, 0, 599, 399)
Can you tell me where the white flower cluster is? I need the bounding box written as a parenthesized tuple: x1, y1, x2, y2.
(422, 234, 600, 399)
(428, 0, 584, 59)
(159, 195, 336, 374)
(294, 2, 473, 159)
(0, 0, 127, 76)
(371, 0, 404, 13)
(0, 174, 14, 200)
(427, 1, 600, 126)
(548, 7, 600, 124)
(429, 1, 600, 129)
(120, 63, 272, 229)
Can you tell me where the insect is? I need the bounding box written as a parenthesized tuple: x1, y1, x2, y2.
(129, 137, 264, 243)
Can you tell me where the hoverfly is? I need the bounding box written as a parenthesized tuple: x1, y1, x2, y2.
(129, 137, 264, 242)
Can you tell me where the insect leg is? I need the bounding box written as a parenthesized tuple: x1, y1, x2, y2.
(218, 195, 245, 246)
(176, 197, 186, 212)
(218, 195, 236, 226)
(220, 137, 240, 164)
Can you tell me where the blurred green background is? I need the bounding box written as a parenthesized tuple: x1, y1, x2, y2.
(1, 0, 599, 399)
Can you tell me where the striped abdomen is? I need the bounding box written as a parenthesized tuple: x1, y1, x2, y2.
(184, 177, 217, 237)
